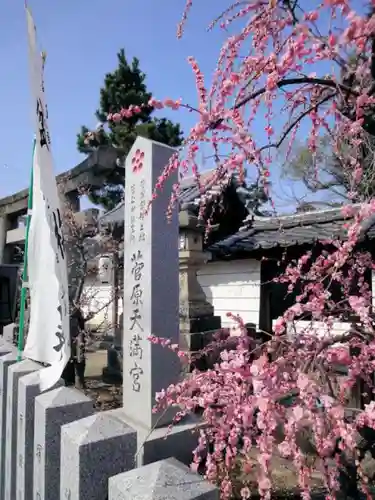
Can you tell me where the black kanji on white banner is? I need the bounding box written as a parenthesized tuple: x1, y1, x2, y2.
(36, 98, 51, 150)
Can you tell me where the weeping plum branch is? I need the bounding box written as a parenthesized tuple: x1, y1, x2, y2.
(109, 1, 375, 497)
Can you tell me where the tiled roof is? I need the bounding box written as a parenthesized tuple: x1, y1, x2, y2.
(99, 200, 125, 225)
(99, 169, 231, 226)
(178, 170, 226, 212)
(209, 205, 375, 256)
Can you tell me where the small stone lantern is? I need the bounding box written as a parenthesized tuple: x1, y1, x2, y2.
(178, 210, 221, 354)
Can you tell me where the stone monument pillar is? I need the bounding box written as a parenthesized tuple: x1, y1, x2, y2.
(123, 137, 180, 429)
(179, 210, 221, 355)
(59, 189, 81, 301)
(0, 216, 9, 264)
(122, 137, 199, 467)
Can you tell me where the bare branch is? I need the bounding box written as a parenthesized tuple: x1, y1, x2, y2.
(258, 92, 335, 154)
(210, 77, 357, 130)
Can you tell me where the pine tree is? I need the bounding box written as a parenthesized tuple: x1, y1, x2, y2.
(77, 49, 183, 210)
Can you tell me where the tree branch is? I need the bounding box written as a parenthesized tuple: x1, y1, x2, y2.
(209, 77, 358, 130)
(282, 0, 299, 25)
(237, 76, 357, 106)
(84, 293, 115, 322)
(303, 325, 372, 374)
(257, 92, 335, 153)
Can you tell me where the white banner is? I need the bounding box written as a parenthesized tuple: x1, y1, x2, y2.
(23, 7, 70, 391)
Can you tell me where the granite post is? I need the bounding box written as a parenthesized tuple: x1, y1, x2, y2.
(16, 372, 63, 500)
(108, 457, 219, 500)
(2, 323, 16, 345)
(122, 137, 199, 467)
(4, 360, 40, 500)
(0, 351, 17, 498)
(60, 409, 137, 500)
(33, 387, 94, 500)
(58, 188, 81, 301)
(0, 343, 14, 357)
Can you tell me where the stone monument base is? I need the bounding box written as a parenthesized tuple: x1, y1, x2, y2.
(118, 412, 202, 468)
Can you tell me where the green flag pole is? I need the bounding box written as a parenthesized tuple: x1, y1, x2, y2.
(17, 137, 36, 361)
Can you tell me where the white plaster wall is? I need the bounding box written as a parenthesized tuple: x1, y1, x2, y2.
(86, 264, 375, 335)
(197, 259, 261, 329)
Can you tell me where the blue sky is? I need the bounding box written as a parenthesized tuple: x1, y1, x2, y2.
(0, 0, 231, 198)
(0, 0, 366, 211)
